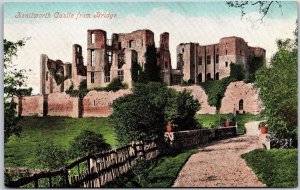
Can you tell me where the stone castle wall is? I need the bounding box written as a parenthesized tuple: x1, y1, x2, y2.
(47, 92, 80, 118)
(219, 81, 263, 115)
(82, 89, 131, 117)
(170, 85, 217, 114)
(16, 81, 262, 118)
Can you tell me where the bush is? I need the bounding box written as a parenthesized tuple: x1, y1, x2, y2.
(165, 89, 200, 131)
(79, 79, 87, 90)
(35, 139, 68, 170)
(200, 77, 235, 108)
(106, 77, 126, 92)
(111, 82, 200, 146)
(69, 130, 111, 158)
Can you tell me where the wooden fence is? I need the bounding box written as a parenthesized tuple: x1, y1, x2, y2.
(5, 140, 159, 188)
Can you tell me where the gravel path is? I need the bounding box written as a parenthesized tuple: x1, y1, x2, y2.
(173, 121, 265, 187)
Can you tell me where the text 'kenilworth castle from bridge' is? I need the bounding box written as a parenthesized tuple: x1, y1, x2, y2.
(40, 29, 265, 94)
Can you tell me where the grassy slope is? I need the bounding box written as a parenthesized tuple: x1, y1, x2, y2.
(5, 116, 116, 168)
(105, 149, 197, 188)
(242, 149, 298, 187)
(195, 114, 263, 134)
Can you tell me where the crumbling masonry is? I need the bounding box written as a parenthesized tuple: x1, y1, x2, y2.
(40, 29, 171, 94)
(172, 36, 265, 84)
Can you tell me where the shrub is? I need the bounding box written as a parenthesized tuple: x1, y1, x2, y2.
(165, 89, 200, 131)
(106, 77, 125, 92)
(69, 130, 111, 158)
(111, 82, 200, 146)
(200, 76, 235, 108)
(230, 63, 245, 80)
(79, 79, 87, 90)
(35, 139, 68, 170)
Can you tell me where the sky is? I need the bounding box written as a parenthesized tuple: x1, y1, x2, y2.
(4, 1, 298, 94)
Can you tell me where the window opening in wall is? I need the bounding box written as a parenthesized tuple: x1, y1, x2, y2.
(199, 56, 202, 65)
(94, 100, 96, 106)
(226, 49, 227, 55)
(198, 73, 202, 83)
(240, 49, 242, 55)
(182, 48, 184, 52)
(216, 54, 219, 64)
(46, 72, 49, 81)
(129, 40, 134, 48)
(91, 50, 95, 66)
(225, 61, 228, 67)
(107, 51, 112, 64)
(118, 42, 122, 50)
(118, 70, 124, 81)
(91, 72, 95, 83)
(141, 39, 143, 47)
(239, 99, 244, 110)
(215, 72, 219, 80)
(91, 33, 95, 44)
(165, 62, 168, 69)
(206, 55, 211, 64)
(207, 73, 211, 80)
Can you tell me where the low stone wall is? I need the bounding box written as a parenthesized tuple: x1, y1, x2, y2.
(17, 95, 45, 116)
(82, 89, 131, 117)
(47, 92, 79, 118)
(165, 127, 237, 150)
(219, 81, 263, 115)
(171, 85, 217, 114)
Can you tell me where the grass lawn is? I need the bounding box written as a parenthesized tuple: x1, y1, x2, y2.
(105, 149, 197, 188)
(242, 149, 298, 187)
(5, 116, 116, 169)
(195, 113, 264, 134)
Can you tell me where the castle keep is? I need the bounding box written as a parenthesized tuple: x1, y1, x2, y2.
(173, 36, 265, 84)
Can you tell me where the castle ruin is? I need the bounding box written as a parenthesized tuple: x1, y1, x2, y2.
(172, 36, 266, 84)
(40, 29, 171, 94)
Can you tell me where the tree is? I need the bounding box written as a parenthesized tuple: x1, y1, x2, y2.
(226, 1, 283, 21)
(165, 89, 200, 131)
(111, 82, 200, 146)
(35, 139, 68, 170)
(142, 44, 162, 83)
(4, 38, 32, 143)
(255, 37, 297, 139)
(69, 130, 111, 158)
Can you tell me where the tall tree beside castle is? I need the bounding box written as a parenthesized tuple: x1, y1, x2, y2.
(4, 38, 32, 143)
(143, 44, 162, 83)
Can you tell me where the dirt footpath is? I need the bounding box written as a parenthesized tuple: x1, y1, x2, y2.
(173, 122, 265, 187)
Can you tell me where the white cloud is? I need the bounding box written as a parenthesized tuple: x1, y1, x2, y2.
(4, 7, 297, 94)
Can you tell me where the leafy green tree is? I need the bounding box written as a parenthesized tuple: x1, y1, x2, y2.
(4, 38, 32, 143)
(230, 63, 245, 80)
(143, 45, 162, 83)
(255, 38, 297, 139)
(165, 89, 200, 130)
(111, 82, 200, 145)
(35, 139, 68, 170)
(106, 77, 125, 92)
(79, 79, 87, 90)
(69, 130, 111, 158)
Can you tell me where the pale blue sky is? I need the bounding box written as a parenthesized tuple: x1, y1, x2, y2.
(3, 1, 298, 94)
(4, 1, 297, 22)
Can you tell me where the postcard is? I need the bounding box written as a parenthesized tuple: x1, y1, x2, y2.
(3, 1, 298, 188)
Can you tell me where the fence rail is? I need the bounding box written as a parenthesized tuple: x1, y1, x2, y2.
(6, 127, 237, 188)
(5, 140, 159, 188)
